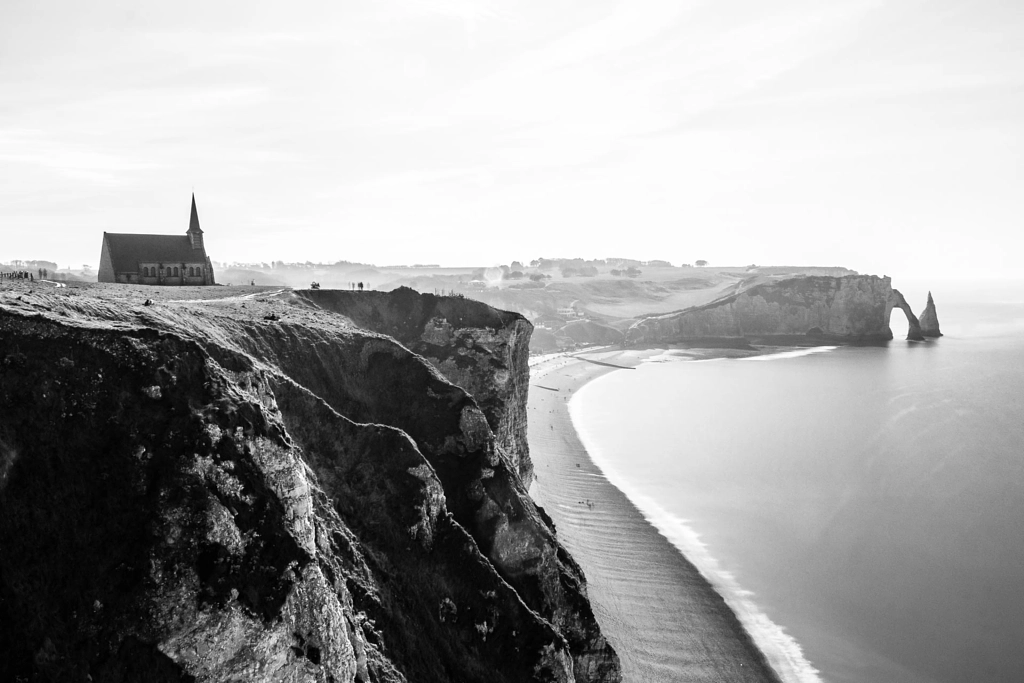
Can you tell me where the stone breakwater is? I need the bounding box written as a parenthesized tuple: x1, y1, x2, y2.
(627, 275, 939, 345)
(0, 284, 619, 683)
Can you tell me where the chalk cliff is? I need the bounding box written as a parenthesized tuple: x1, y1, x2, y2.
(918, 291, 942, 337)
(627, 275, 931, 345)
(558, 321, 625, 347)
(0, 285, 618, 683)
(299, 287, 534, 486)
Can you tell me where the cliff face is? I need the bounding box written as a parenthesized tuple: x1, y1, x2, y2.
(0, 285, 618, 683)
(918, 291, 942, 337)
(299, 288, 534, 486)
(558, 321, 625, 347)
(627, 275, 931, 344)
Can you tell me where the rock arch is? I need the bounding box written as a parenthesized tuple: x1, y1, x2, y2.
(886, 289, 925, 341)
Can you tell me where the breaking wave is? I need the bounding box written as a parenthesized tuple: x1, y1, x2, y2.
(738, 346, 838, 362)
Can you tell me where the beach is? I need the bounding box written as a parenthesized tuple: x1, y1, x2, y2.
(527, 348, 781, 683)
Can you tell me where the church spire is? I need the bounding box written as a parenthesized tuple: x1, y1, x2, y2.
(188, 193, 203, 234)
(188, 193, 205, 251)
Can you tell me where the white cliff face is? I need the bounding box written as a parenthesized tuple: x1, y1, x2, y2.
(425, 317, 534, 485)
(297, 287, 536, 486)
(627, 275, 933, 344)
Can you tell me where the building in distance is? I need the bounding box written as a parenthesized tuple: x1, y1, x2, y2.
(98, 194, 216, 285)
(557, 300, 585, 319)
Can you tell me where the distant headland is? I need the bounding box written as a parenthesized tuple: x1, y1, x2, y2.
(626, 274, 942, 345)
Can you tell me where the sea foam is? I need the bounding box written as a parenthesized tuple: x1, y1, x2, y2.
(569, 383, 823, 683)
(738, 346, 838, 362)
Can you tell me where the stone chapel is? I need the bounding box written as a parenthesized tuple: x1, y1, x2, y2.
(98, 194, 216, 285)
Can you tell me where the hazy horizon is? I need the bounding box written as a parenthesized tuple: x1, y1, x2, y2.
(2, 1, 1021, 279)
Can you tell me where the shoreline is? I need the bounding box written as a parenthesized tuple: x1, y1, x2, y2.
(527, 346, 783, 683)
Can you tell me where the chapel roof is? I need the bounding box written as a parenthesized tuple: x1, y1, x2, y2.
(103, 233, 206, 272)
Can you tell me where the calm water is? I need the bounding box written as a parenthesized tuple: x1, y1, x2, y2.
(571, 285, 1024, 683)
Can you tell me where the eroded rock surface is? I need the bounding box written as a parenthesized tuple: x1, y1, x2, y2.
(627, 275, 934, 345)
(299, 287, 534, 485)
(0, 284, 618, 683)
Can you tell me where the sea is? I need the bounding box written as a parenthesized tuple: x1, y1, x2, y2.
(568, 281, 1024, 683)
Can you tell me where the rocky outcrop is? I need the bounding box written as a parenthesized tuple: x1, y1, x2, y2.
(918, 291, 942, 337)
(0, 286, 618, 683)
(298, 288, 534, 486)
(627, 275, 933, 345)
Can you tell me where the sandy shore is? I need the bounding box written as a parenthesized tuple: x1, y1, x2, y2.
(528, 347, 781, 683)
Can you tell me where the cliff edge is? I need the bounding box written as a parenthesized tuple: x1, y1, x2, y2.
(298, 288, 534, 486)
(0, 284, 618, 683)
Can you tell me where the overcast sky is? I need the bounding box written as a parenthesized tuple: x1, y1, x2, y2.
(1, 0, 1021, 277)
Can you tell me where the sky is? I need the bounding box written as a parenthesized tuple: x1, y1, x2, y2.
(1, 0, 1022, 278)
